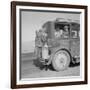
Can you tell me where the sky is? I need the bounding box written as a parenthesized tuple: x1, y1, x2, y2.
(21, 10, 80, 53)
(21, 10, 80, 42)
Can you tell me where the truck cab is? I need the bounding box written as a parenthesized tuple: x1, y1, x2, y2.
(35, 18, 80, 71)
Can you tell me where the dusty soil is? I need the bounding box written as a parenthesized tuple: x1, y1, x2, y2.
(21, 56, 80, 79)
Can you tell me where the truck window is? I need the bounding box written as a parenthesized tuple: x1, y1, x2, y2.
(71, 23, 80, 38)
(71, 30, 78, 38)
(55, 23, 70, 39)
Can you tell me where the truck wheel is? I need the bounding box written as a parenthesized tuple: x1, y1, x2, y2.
(52, 50, 70, 71)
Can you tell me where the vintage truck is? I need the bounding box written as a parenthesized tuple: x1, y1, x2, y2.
(35, 18, 80, 71)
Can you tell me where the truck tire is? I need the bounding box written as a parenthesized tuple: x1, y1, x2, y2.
(52, 50, 70, 71)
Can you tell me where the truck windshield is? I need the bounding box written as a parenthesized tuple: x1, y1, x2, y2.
(55, 23, 70, 39)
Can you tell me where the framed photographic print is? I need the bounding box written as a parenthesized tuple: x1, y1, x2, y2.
(11, 1, 88, 89)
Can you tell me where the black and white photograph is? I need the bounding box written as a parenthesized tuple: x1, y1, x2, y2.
(21, 10, 80, 79)
(11, 1, 87, 89)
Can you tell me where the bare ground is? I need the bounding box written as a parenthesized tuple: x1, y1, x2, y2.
(21, 55, 80, 79)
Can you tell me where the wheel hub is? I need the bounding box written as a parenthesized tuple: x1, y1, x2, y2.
(52, 50, 70, 71)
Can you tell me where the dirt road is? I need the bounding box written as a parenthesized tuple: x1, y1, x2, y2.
(21, 57, 80, 79)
